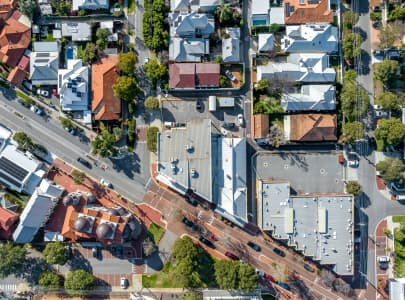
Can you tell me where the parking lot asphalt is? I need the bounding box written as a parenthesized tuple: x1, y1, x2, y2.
(161, 97, 245, 137)
(253, 151, 345, 194)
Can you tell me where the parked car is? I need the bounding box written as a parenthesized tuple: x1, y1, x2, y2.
(222, 122, 235, 129)
(277, 282, 290, 290)
(196, 100, 202, 111)
(92, 247, 101, 260)
(185, 195, 198, 207)
(379, 262, 389, 270)
(120, 277, 128, 289)
(77, 157, 92, 169)
(347, 152, 359, 168)
(224, 251, 239, 260)
(373, 50, 384, 57)
(22, 80, 32, 91)
(182, 217, 194, 227)
(199, 236, 215, 249)
(273, 247, 286, 257)
(303, 263, 315, 272)
(378, 256, 390, 263)
(237, 114, 244, 126)
(225, 70, 236, 82)
(374, 110, 389, 118)
(36, 89, 49, 97)
(100, 178, 113, 188)
(372, 21, 381, 28)
(247, 241, 261, 252)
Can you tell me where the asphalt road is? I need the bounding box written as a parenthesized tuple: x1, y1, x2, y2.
(0, 92, 149, 202)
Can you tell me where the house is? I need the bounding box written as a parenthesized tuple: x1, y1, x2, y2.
(257, 53, 336, 83)
(72, 0, 109, 11)
(92, 55, 121, 121)
(251, 0, 270, 26)
(199, 0, 221, 12)
(169, 11, 214, 38)
(284, 113, 337, 142)
(269, 6, 285, 25)
(169, 37, 209, 62)
(169, 63, 220, 89)
(7, 55, 29, 86)
(389, 278, 405, 300)
(258, 33, 274, 53)
(13, 179, 64, 244)
(0, 125, 44, 194)
(0, 12, 31, 68)
(282, 23, 338, 53)
(157, 119, 248, 226)
(61, 22, 91, 41)
(284, 0, 333, 25)
(30, 42, 59, 86)
(222, 27, 240, 63)
(170, 0, 220, 13)
(38, 0, 52, 15)
(0, 0, 16, 19)
(252, 114, 269, 142)
(281, 84, 336, 112)
(58, 59, 90, 112)
(0, 207, 18, 240)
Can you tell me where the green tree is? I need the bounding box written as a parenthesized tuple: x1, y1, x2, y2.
(214, 260, 239, 290)
(82, 43, 98, 64)
(113, 127, 122, 142)
(237, 264, 259, 291)
(146, 126, 159, 152)
(215, 2, 233, 25)
(13, 132, 34, 152)
(18, 0, 37, 19)
(143, 58, 168, 89)
(376, 92, 403, 112)
(341, 83, 369, 121)
(71, 170, 86, 185)
(51, 0, 71, 16)
(342, 11, 359, 31)
(43, 242, 68, 265)
(183, 292, 202, 300)
(172, 236, 199, 262)
(375, 118, 405, 147)
(0, 243, 27, 279)
(91, 124, 118, 157)
(113, 76, 139, 102)
(144, 96, 160, 110)
(96, 28, 111, 51)
(376, 157, 404, 182)
(38, 272, 61, 289)
(118, 52, 138, 76)
(342, 121, 364, 144)
(127, 119, 137, 144)
(379, 24, 401, 49)
(342, 32, 363, 61)
(389, 7, 405, 21)
(346, 181, 362, 196)
(374, 59, 400, 88)
(64, 269, 95, 296)
(255, 79, 269, 93)
(344, 69, 357, 83)
(59, 117, 74, 129)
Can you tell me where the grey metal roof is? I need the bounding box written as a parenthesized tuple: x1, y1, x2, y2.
(169, 37, 208, 62)
(170, 12, 215, 38)
(61, 22, 91, 41)
(281, 84, 336, 111)
(33, 42, 59, 52)
(258, 33, 274, 52)
(157, 119, 213, 201)
(30, 46, 59, 84)
(222, 37, 240, 62)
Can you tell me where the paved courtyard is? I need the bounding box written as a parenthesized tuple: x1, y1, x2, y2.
(254, 152, 345, 194)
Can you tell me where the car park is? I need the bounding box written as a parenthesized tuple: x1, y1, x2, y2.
(120, 277, 128, 289)
(224, 251, 239, 260)
(77, 157, 92, 169)
(199, 236, 215, 249)
(224, 70, 236, 82)
(303, 263, 315, 272)
(273, 247, 286, 257)
(247, 241, 261, 252)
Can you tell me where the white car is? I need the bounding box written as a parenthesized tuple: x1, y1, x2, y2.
(225, 70, 236, 82)
(36, 89, 49, 97)
(237, 114, 244, 126)
(120, 277, 128, 289)
(144, 57, 150, 64)
(100, 178, 112, 188)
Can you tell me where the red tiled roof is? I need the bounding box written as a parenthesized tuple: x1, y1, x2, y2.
(17, 55, 29, 71)
(195, 63, 220, 87)
(0, 0, 16, 19)
(253, 114, 269, 139)
(7, 65, 26, 85)
(289, 114, 337, 142)
(0, 207, 18, 239)
(169, 63, 195, 89)
(91, 55, 121, 121)
(284, 0, 333, 25)
(0, 14, 31, 68)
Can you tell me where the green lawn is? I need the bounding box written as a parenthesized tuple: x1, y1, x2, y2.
(394, 227, 405, 277)
(393, 216, 405, 223)
(148, 223, 165, 244)
(16, 90, 32, 103)
(128, 0, 135, 13)
(142, 262, 183, 288)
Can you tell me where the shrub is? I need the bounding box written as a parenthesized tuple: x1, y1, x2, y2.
(147, 126, 159, 152)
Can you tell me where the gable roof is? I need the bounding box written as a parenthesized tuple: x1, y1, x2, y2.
(258, 33, 274, 52)
(195, 63, 220, 86)
(0, 0, 16, 19)
(0, 14, 30, 68)
(287, 113, 337, 141)
(284, 0, 333, 25)
(92, 55, 121, 121)
(281, 84, 336, 112)
(169, 63, 196, 88)
(7, 65, 27, 85)
(169, 37, 208, 62)
(0, 206, 18, 239)
(253, 114, 269, 139)
(170, 11, 215, 38)
(30, 42, 59, 85)
(222, 28, 240, 63)
(72, 0, 109, 11)
(282, 24, 338, 53)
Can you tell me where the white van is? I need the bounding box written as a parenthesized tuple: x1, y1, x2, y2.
(378, 256, 390, 263)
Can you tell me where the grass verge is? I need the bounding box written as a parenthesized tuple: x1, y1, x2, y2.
(393, 216, 405, 223)
(148, 222, 165, 244)
(142, 262, 183, 288)
(128, 0, 135, 13)
(16, 90, 32, 102)
(394, 227, 405, 277)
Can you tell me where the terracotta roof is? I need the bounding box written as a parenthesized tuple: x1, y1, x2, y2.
(17, 55, 29, 71)
(91, 55, 121, 121)
(370, 0, 383, 8)
(253, 114, 269, 139)
(0, 14, 30, 68)
(7, 65, 27, 85)
(195, 63, 220, 86)
(169, 63, 220, 89)
(0, 207, 18, 239)
(0, 0, 16, 19)
(289, 113, 337, 142)
(169, 63, 196, 89)
(284, 0, 333, 25)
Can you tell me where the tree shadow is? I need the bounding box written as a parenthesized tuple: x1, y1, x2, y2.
(109, 151, 142, 179)
(358, 49, 371, 76)
(66, 248, 93, 274)
(15, 257, 50, 285)
(145, 251, 164, 273)
(287, 274, 314, 300)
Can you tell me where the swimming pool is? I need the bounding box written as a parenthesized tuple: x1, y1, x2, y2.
(66, 47, 74, 60)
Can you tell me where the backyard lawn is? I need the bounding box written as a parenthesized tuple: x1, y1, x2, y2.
(148, 222, 165, 244)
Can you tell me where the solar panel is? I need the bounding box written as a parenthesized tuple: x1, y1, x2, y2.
(0, 157, 29, 181)
(37, 53, 50, 57)
(0, 170, 23, 188)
